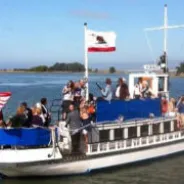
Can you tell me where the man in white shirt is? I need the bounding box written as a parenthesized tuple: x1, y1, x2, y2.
(133, 77, 143, 99)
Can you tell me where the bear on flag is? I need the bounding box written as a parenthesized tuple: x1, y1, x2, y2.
(86, 29, 116, 52)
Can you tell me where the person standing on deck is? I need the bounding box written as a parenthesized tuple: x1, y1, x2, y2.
(21, 102, 33, 127)
(177, 97, 184, 127)
(79, 79, 86, 100)
(133, 77, 143, 99)
(99, 78, 113, 101)
(0, 110, 5, 127)
(40, 98, 51, 127)
(141, 81, 154, 98)
(66, 103, 82, 153)
(115, 78, 129, 100)
(61, 80, 74, 120)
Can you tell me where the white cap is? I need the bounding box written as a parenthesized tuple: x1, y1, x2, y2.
(35, 102, 42, 109)
(122, 77, 126, 82)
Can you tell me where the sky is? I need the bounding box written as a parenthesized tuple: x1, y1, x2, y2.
(0, 0, 184, 69)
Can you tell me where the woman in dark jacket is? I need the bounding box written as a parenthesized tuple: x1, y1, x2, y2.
(116, 78, 129, 100)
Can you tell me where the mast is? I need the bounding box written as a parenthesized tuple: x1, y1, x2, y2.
(164, 4, 168, 72)
(84, 23, 89, 101)
(144, 4, 184, 73)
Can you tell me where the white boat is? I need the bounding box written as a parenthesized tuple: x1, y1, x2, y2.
(0, 4, 184, 178)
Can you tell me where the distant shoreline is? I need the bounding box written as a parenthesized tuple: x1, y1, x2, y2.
(0, 70, 127, 75)
(0, 70, 183, 77)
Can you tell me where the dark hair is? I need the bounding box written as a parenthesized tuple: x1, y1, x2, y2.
(118, 78, 123, 85)
(138, 77, 142, 82)
(106, 78, 112, 85)
(67, 80, 74, 89)
(21, 102, 27, 107)
(41, 98, 47, 105)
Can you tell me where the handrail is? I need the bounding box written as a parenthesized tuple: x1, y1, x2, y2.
(48, 128, 57, 158)
(50, 98, 63, 122)
(87, 130, 184, 155)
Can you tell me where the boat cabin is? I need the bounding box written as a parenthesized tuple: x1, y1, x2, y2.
(86, 116, 181, 155)
(128, 65, 169, 100)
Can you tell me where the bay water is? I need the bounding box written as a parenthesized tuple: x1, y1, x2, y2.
(0, 72, 184, 184)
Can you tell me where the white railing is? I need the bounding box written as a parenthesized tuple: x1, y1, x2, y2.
(86, 131, 184, 155)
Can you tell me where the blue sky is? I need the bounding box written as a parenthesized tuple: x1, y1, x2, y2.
(0, 0, 184, 69)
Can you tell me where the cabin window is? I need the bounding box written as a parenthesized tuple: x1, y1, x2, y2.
(164, 121, 170, 133)
(153, 123, 160, 134)
(141, 125, 149, 136)
(128, 127, 137, 138)
(114, 129, 124, 140)
(99, 130, 109, 142)
(158, 77, 164, 91)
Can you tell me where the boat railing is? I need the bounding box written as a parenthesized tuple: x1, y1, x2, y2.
(86, 130, 184, 155)
(50, 98, 62, 122)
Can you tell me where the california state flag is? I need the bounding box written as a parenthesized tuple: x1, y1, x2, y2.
(0, 92, 11, 111)
(87, 29, 116, 52)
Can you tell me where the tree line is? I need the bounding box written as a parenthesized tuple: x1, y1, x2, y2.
(176, 62, 184, 75)
(13, 62, 117, 73)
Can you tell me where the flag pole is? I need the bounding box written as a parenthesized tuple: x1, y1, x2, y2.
(84, 22, 89, 101)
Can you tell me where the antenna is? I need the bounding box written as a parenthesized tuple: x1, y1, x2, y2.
(144, 4, 184, 72)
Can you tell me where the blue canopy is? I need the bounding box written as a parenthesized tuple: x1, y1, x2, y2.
(96, 98, 162, 122)
(0, 127, 51, 146)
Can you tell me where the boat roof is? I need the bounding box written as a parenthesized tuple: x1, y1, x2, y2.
(129, 71, 169, 78)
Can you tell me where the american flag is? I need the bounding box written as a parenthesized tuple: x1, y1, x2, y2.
(0, 92, 11, 111)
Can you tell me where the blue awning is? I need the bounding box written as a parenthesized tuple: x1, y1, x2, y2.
(0, 127, 51, 146)
(96, 98, 162, 122)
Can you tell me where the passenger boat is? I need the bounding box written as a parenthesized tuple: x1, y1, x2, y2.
(0, 4, 184, 178)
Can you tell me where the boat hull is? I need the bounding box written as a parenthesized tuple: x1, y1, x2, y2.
(1, 139, 184, 177)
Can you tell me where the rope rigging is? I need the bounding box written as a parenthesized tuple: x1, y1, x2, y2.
(144, 31, 157, 64)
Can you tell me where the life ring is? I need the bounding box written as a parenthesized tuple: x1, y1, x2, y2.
(161, 99, 168, 114)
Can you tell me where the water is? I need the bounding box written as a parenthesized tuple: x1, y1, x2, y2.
(0, 72, 184, 184)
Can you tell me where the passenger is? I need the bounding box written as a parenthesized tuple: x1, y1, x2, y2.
(31, 107, 44, 127)
(73, 81, 82, 109)
(35, 102, 45, 123)
(99, 78, 113, 101)
(0, 110, 5, 128)
(167, 98, 176, 116)
(41, 98, 51, 127)
(141, 80, 154, 98)
(8, 106, 27, 128)
(87, 93, 96, 122)
(80, 106, 91, 151)
(115, 78, 129, 100)
(177, 97, 184, 127)
(66, 104, 82, 153)
(79, 79, 86, 100)
(61, 80, 74, 120)
(133, 77, 143, 99)
(21, 102, 33, 127)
